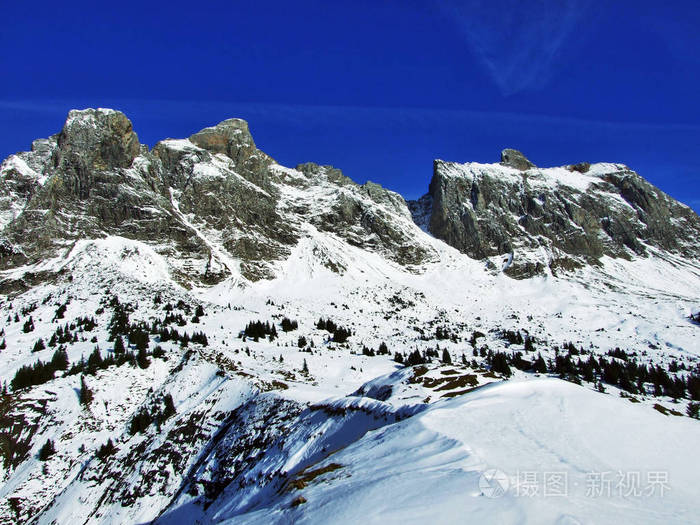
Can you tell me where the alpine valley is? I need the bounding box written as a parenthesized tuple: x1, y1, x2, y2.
(0, 108, 699, 525)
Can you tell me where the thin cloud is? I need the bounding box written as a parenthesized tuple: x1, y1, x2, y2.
(437, 0, 591, 95)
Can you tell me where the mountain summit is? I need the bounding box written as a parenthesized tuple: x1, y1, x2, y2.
(2, 109, 698, 287)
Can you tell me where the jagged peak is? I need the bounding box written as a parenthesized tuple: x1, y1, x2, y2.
(500, 148, 535, 170)
(189, 117, 256, 156)
(56, 108, 140, 170)
(63, 107, 130, 130)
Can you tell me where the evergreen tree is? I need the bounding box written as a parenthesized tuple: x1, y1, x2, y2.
(302, 358, 309, 375)
(490, 352, 512, 377)
(281, 317, 299, 332)
(129, 326, 149, 351)
(687, 402, 700, 419)
(38, 439, 56, 461)
(79, 376, 94, 406)
(441, 348, 452, 365)
(129, 408, 152, 434)
(86, 347, 103, 374)
(54, 303, 67, 320)
(0, 339, 5, 350)
(332, 326, 351, 344)
(95, 438, 117, 460)
(137, 346, 151, 369)
(161, 394, 176, 421)
(378, 342, 389, 355)
(50, 348, 69, 371)
(533, 353, 548, 374)
(22, 317, 35, 333)
(405, 350, 426, 366)
(524, 337, 535, 352)
(191, 331, 209, 346)
(32, 338, 46, 353)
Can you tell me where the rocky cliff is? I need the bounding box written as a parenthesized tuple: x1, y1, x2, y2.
(0, 109, 434, 289)
(410, 150, 700, 278)
(2, 109, 699, 288)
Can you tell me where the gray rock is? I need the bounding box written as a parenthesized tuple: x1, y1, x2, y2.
(410, 155, 700, 278)
(501, 148, 535, 171)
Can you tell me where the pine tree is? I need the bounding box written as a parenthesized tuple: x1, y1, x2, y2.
(96, 438, 117, 460)
(50, 348, 69, 371)
(281, 317, 298, 332)
(86, 347, 103, 374)
(406, 350, 426, 366)
(490, 352, 512, 377)
(79, 376, 94, 406)
(22, 317, 35, 333)
(524, 337, 535, 352)
(129, 408, 152, 434)
(0, 339, 5, 350)
(533, 353, 548, 374)
(137, 346, 150, 369)
(38, 439, 56, 461)
(161, 394, 176, 420)
(32, 338, 46, 353)
(114, 335, 126, 355)
(302, 358, 309, 375)
(441, 348, 452, 365)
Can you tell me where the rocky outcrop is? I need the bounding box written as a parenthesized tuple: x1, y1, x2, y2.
(0, 109, 437, 285)
(3, 111, 698, 285)
(411, 154, 700, 278)
(500, 148, 535, 171)
(289, 163, 436, 267)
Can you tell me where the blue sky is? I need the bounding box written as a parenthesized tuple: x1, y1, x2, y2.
(1, 1, 699, 211)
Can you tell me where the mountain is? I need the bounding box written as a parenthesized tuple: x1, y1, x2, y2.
(409, 149, 700, 278)
(0, 109, 699, 524)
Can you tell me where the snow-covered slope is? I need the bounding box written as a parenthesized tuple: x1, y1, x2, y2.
(0, 110, 698, 524)
(211, 379, 700, 525)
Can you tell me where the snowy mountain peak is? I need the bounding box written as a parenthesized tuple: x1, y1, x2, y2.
(2, 109, 699, 289)
(0, 110, 699, 524)
(413, 153, 700, 278)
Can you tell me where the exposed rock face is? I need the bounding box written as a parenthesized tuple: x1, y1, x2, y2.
(500, 148, 535, 171)
(2, 110, 698, 286)
(0, 109, 436, 286)
(411, 156, 700, 278)
(288, 163, 436, 267)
